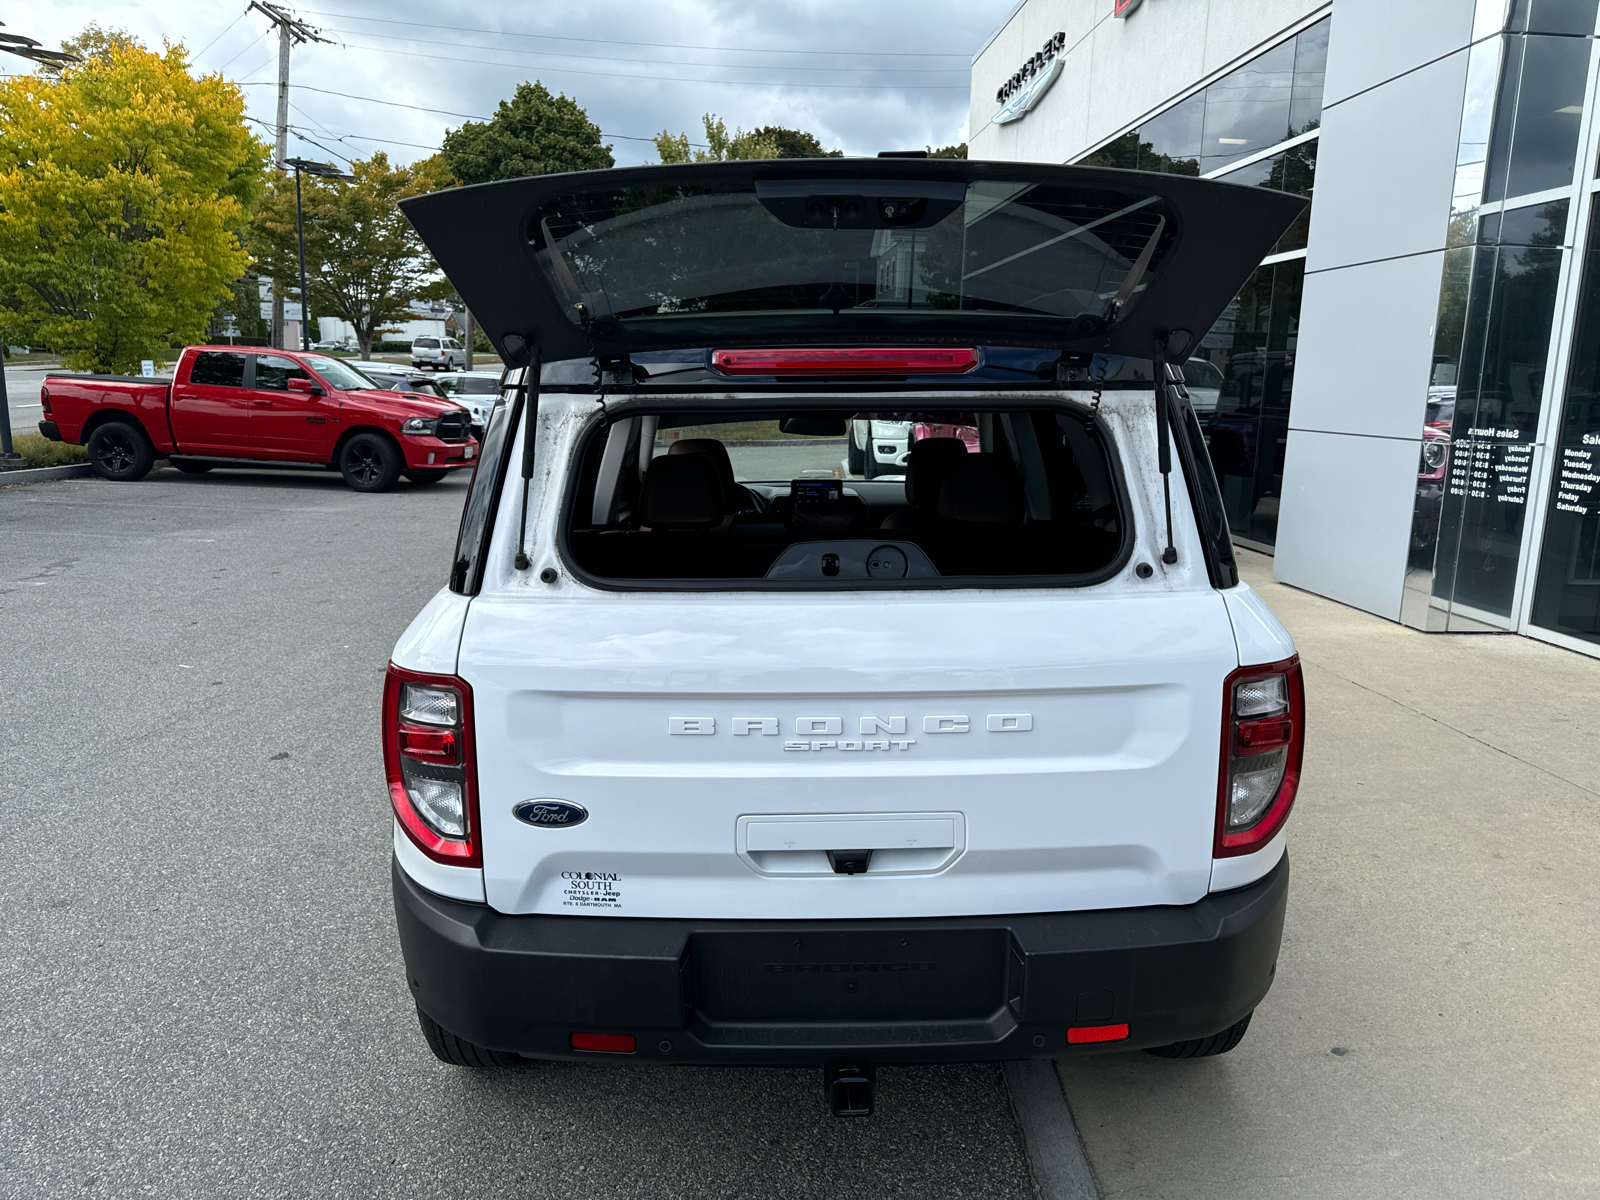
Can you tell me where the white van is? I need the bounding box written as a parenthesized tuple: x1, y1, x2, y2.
(386, 161, 1306, 1115)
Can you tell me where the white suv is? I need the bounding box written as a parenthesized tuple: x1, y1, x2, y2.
(412, 336, 466, 371)
(386, 161, 1306, 1115)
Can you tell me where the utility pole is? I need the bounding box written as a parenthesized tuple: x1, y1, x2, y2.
(463, 310, 475, 370)
(247, 3, 328, 351)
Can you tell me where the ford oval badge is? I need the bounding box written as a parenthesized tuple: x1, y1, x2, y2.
(512, 799, 588, 829)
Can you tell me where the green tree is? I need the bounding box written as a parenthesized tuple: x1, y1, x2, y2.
(655, 115, 780, 163)
(248, 152, 454, 360)
(0, 32, 267, 372)
(441, 81, 613, 184)
(929, 143, 968, 159)
(752, 126, 842, 158)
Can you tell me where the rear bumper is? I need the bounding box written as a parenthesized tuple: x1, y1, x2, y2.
(38, 420, 61, 441)
(394, 856, 1289, 1064)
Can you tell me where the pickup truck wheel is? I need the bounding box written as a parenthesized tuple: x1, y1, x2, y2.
(169, 459, 214, 475)
(86, 421, 154, 482)
(416, 1007, 524, 1068)
(338, 433, 402, 492)
(1145, 1012, 1252, 1059)
(405, 469, 447, 485)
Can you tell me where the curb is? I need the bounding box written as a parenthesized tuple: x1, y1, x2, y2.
(0, 462, 94, 485)
(1004, 1060, 1100, 1199)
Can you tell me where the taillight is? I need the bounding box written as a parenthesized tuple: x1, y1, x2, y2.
(1216, 656, 1304, 858)
(710, 347, 978, 376)
(40, 386, 52, 416)
(383, 664, 480, 867)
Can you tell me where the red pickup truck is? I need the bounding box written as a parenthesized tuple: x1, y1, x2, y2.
(39, 345, 481, 492)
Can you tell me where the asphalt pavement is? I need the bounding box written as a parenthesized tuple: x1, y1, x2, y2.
(0, 468, 1035, 1200)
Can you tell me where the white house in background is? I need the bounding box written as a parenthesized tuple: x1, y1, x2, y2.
(316, 299, 462, 348)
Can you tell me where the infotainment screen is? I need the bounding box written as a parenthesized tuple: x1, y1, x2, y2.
(790, 479, 843, 502)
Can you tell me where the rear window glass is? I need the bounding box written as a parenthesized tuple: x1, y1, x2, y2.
(455, 376, 501, 394)
(189, 352, 246, 387)
(530, 180, 1175, 338)
(566, 406, 1125, 586)
(414, 338, 440, 348)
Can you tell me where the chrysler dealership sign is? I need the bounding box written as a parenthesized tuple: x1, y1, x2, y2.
(1115, 0, 1145, 14)
(993, 31, 1066, 124)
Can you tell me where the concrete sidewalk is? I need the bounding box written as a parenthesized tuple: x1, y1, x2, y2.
(1058, 549, 1600, 1200)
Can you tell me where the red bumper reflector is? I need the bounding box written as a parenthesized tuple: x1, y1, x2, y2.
(1067, 1023, 1129, 1044)
(398, 724, 459, 764)
(711, 347, 978, 376)
(570, 1032, 636, 1053)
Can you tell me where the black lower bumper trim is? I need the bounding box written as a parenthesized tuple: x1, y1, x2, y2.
(393, 856, 1289, 1065)
(37, 420, 61, 441)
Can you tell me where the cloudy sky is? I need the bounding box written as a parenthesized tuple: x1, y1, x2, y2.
(18, 0, 1017, 168)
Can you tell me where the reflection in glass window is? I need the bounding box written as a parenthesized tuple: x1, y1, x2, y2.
(1201, 39, 1296, 173)
(1507, 0, 1598, 35)
(1289, 18, 1330, 135)
(1486, 33, 1590, 200)
(1532, 201, 1600, 644)
(188, 352, 246, 388)
(1430, 200, 1564, 622)
(1076, 17, 1330, 180)
(254, 355, 313, 391)
(1189, 259, 1304, 547)
(1139, 93, 1204, 174)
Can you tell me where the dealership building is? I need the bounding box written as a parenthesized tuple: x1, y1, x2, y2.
(971, 0, 1600, 658)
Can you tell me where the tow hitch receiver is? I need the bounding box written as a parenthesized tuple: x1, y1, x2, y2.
(825, 1061, 876, 1118)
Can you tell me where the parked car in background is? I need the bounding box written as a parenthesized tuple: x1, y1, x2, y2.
(412, 336, 466, 371)
(1181, 357, 1224, 415)
(344, 361, 449, 399)
(40, 346, 478, 491)
(913, 419, 981, 454)
(434, 370, 502, 436)
(846, 418, 913, 477)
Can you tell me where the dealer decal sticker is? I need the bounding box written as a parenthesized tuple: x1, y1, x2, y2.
(561, 870, 623, 910)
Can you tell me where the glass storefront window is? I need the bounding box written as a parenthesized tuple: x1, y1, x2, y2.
(1191, 259, 1304, 548)
(1425, 199, 1567, 625)
(1532, 201, 1600, 645)
(1218, 140, 1318, 252)
(1486, 33, 1590, 200)
(1201, 39, 1297, 174)
(1078, 17, 1330, 178)
(1507, 0, 1598, 35)
(1139, 93, 1204, 174)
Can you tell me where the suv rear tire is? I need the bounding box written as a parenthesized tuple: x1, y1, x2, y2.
(416, 1007, 524, 1068)
(1145, 1012, 1252, 1058)
(86, 420, 154, 482)
(338, 432, 402, 492)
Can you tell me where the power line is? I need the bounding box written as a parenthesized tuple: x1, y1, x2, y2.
(215, 25, 271, 73)
(305, 39, 969, 89)
(239, 82, 706, 147)
(296, 8, 971, 58)
(316, 25, 969, 75)
(191, 10, 248, 64)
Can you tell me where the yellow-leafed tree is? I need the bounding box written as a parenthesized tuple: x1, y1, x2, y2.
(0, 31, 267, 372)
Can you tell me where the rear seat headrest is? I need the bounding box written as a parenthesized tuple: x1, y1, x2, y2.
(904, 437, 968, 509)
(642, 455, 725, 527)
(938, 455, 1025, 524)
(668, 438, 738, 498)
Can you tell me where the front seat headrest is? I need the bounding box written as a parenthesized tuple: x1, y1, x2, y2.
(904, 437, 968, 510)
(938, 455, 1025, 524)
(642, 455, 725, 527)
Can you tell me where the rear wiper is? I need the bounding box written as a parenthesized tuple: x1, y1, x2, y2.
(1104, 214, 1167, 324)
